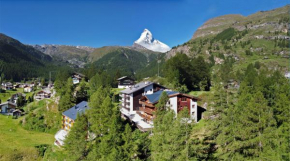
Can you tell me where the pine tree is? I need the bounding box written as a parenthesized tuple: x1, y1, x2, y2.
(150, 91, 170, 160)
(88, 88, 111, 135)
(64, 114, 88, 161)
(217, 84, 278, 160)
(121, 124, 139, 160)
(86, 98, 123, 161)
(16, 95, 25, 107)
(76, 78, 87, 103)
(88, 72, 111, 95)
(58, 77, 75, 112)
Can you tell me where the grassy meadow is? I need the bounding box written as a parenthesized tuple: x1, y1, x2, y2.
(0, 115, 54, 160)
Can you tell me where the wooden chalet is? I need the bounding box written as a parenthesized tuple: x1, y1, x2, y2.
(137, 90, 203, 131)
(117, 76, 135, 89)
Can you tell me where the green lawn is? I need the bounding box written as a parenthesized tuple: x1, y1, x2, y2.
(0, 115, 55, 160)
(0, 88, 39, 103)
(0, 88, 23, 103)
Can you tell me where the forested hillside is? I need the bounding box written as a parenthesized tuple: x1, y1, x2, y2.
(92, 47, 159, 77)
(0, 34, 63, 81)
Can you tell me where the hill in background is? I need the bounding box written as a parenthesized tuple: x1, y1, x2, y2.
(167, 5, 290, 74)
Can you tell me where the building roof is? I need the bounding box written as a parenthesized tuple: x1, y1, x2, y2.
(117, 76, 134, 81)
(120, 81, 164, 94)
(62, 101, 90, 120)
(0, 102, 17, 107)
(12, 109, 22, 113)
(37, 90, 51, 94)
(72, 72, 85, 77)
(144, 90, 201, 104)
(145, 90, 179, 104)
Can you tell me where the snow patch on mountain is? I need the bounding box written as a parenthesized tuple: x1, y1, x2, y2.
(133, 29, 171, 53)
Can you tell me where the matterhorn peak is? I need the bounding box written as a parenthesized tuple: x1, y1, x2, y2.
(133, 29, 171, 53)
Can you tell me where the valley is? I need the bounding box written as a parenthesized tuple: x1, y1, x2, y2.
(0, 4, 289, 161)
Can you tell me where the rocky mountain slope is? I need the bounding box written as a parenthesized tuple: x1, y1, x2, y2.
(32, 42, 160, 68)
(166, 5, 289, 73)
(31, 44, 95, 68)
(133, 29, 171, 53)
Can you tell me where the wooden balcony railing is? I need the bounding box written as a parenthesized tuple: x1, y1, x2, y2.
(139, 101, 155, 108)
(137, 111, 153, 122)
(139, 106, 155, 115)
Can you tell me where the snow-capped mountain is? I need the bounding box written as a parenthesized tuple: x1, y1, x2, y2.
(133, 29, 171, 53)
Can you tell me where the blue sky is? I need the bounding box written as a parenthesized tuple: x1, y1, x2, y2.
(0, 0, 288, 48)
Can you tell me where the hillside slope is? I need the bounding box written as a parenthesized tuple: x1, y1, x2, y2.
(32, 44, 95, 68)
(167, 5, 290, 73)
(93, 47, 159, 76)
(0, 33, 59, 81)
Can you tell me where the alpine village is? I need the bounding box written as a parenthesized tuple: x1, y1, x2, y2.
(0, 3, 289, 161)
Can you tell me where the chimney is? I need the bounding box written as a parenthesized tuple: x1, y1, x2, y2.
(145, 81, 148, 85)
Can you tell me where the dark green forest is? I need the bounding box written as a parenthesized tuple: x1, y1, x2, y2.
(0, 33, 68, 81)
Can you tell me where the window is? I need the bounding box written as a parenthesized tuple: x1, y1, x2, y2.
(168, 100, 170, 104)
(181, 97, 187, 101)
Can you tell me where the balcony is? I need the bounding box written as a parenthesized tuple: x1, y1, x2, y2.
(138, 101, 155, 108)
(120, 107, 130, 117)
(139, 106, 155, 115)
(136, 111, 153, 122)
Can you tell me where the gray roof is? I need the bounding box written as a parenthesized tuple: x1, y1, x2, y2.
(145, 90, 179, 104)
(62, 101, 90, 120)
(0, 102, 17, 106)
(120, 81, 155, 94)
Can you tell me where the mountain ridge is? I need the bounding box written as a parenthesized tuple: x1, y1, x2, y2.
(166, 5, 289, 75)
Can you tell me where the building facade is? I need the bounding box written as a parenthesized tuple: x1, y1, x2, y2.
(117, 76, 135, 89)
(119, 81, 166, 117)
(137, 90, 202, 131)
(55, 101, 90, 146)
(0, 102, 17, 115)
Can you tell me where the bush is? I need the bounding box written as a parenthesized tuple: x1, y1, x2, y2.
(35, 144, 50, 157)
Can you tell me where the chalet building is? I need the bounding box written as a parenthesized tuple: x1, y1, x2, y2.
(62, 101, 90, 131)
(13, 84, 21, 89)
(119, 81, 166, 117)
(2, 82, 13, 90)
(136, 90, 203, 131)
(9, 93, 26, 104)
(19, 83, 27, 88)
(72, 72, 85, 84)
(12, 109, 24, 117)
(23, 86, 33, 93)
(117, 76, 135, 89)
(35, 90, 51, 100)
(0, 102, 17, 115)
(54, 101, 90, 146)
